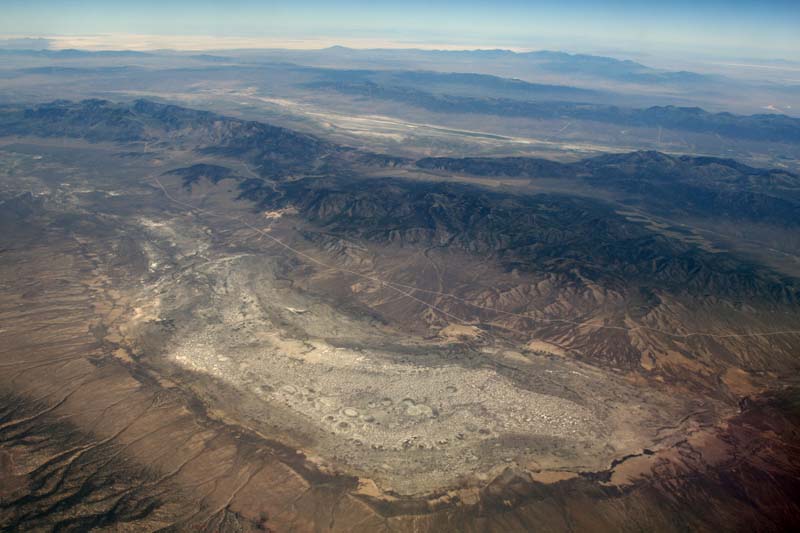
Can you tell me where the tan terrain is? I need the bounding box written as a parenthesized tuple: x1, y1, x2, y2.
(1, 102, 800, 531)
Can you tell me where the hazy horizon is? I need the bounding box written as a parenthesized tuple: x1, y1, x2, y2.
(1, 0, 798, 60)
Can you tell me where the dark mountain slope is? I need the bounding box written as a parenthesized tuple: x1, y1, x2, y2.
(0, 99, 341, 177)
(418, 151, 800, 226)
(239, 175, 799, 304)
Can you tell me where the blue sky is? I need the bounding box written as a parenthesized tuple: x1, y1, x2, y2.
(1, 0, 798, 57)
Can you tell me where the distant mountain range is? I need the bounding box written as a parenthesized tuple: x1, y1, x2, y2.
(309, 78, 800, 143)
(305, 67, 603, 101)
(521, 50, 713, 84)
(297, 46, 718, 86)
(0, 44, 716, 87)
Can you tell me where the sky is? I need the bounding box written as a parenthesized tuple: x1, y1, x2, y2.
(0, 0, 798, 58)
